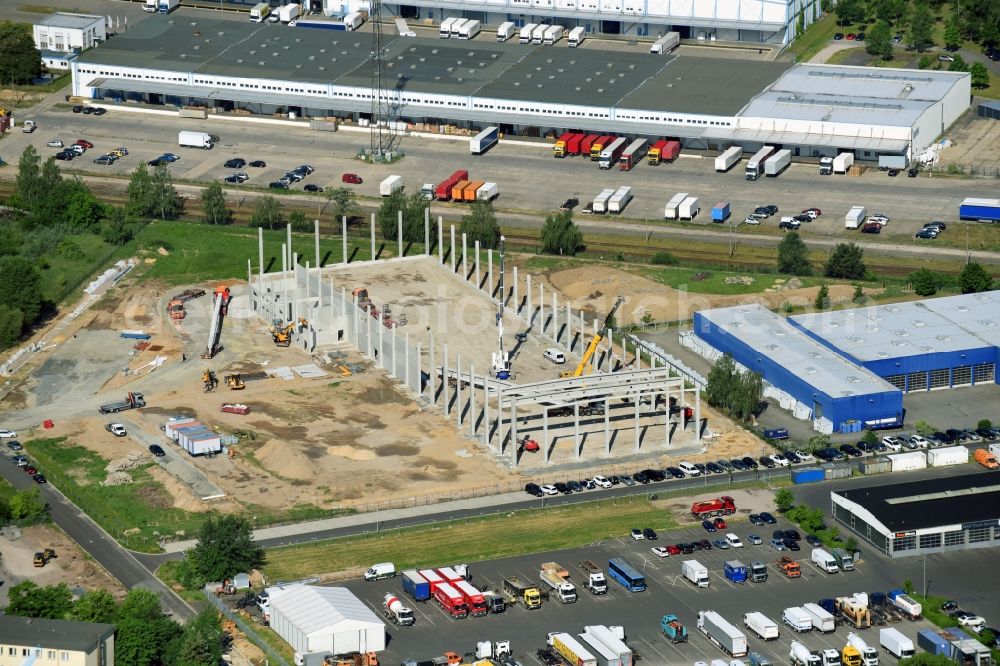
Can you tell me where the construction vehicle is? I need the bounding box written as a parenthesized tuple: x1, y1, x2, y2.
(33, 548, 55, 567)
(167, 298, 186, 320)
(836, 593, 872, 629)
(491, 236, 511, 380)
(271, 321, 296, 346)
(225, 374, 246, 390)
(777, 556, 801, 578)
(561, 296, 624, 378)
(501, 576, 541, 609)
(202, 286, 232, 359)
(661, 614, 688, 642)
(383, 593, 415, 626)
(539, 562, 577, 603)
(691, 496, 737, 519)
(210, 579, 236, 595)
(99, 392, 146, 414)
(578, 560, 608, 594)
(353, 287, 378, 317)
(322, 652, 379, 666)
(203, 369, 219, 392)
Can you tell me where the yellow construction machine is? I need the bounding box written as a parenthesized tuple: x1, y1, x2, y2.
(561, 296, 625, 379)
(270, 318, 309, 347)
(225, 374, 246, 390)
(202, 369, 219, 392)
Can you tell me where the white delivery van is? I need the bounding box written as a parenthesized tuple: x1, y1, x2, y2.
(544, 348, 565, 364)
(364, 562, 396, 580)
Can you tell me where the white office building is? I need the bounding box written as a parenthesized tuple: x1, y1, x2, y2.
(33, 12, 106, 53)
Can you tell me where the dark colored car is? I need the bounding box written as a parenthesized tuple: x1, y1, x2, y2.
(855, 32, 865, 41)
(269, 181, 290, 190)
(148, 158, 165, 167)
(840, 444, 863, 457)
(862, 222, 882, 234)
(55, 151, 75, 161)
(677, 542, 694, 554)
(93, 107, 106, 116)
(925, 221, 947, 230)
(908, 168, 919, 177)
(304, 183, 324, 193)
(784, 529, 801, 541)
(82, 106, 93, 114)
(759, 456, 776, 469)
(764, 205, 779, 214)
(295, 164, 315, 175)
(149, 444, 166, 457)
(706, 462, 724, 474)
(342, 173, 363, 184)
(888, 169, 900, 177)
(524, 483, 543, 497)
(643, 527, 658, 540)
(760, 511, 777, 524)
(779, 220, 801, 230)
(940, 600, 959, 613)
(834, 32, 844, 40)
(741, 456, 759, 470)
(753, 206, 772, 217)
(825, 447, 846, 461)
(72, 104, 83, 113)
(224, 175, 243, 184)
(784, 451, 801, 464)
(772, 529, 786, 540)
(224, 158, 246, 169)
(793, 214, 812, 223)
(698, 538, 713, 550)
(33, 473, 47, 484)
(716, 459, 735, 471)
(249, 160, 266, 168)
(560, 198, 578, 211)
(6, 440, 23, 451)
(608, 475, 621, 485)
(702, 519, 717, 532)
(633, 472, 650, 484)
(553, 482, 570, 494)
(566, 480, 583, 492)
(730, 458, 748, 471)
(805, 534, 823, 546)
(666, 467, 685, 479)
(643, 468, 666, 482)
(934, 431, 954, 444)
(946, 429, 964, 441)
(580, 478, 596, 490)
(783, 538, 801, 551)
(749, 514, 765, 526)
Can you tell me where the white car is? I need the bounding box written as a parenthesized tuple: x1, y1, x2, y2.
(958, 615, 986, 630)
(882, 436, 903, 451)
(630, 528, 645, 541)
(47, 139, 63, 148)
(539, 484, 558, 496)
(794, 451, 814, 463)
(592, 475, 612, 489)
(907, 435, 929, 449)
(0, 430, 17, 438)
(801, 209, 819, 220)
(770, 454, 790, 467)
(725, 533, 744, 548)
(677, 461, 701, 477)
(743, 216, 761, 225)
(868, 214, 890, 225)
(650, 546, 670, 558)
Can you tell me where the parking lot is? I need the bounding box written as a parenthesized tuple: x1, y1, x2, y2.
(332, 512, 971, 665)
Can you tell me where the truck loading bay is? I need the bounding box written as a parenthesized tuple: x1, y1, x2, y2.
(335, 507, 1000, 665)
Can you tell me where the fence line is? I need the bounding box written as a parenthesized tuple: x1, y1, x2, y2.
(204, 592, 292, 666)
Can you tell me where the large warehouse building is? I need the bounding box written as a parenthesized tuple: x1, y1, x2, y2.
(832, 472, 1000, 558)
(69, 16, 970, 162)
(267, 584, 385, 661)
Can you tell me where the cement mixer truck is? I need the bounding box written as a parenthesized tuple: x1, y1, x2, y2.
(383, 593, 415, 626)
(846, 632, 879, 666)
(790, 641, 821, 666)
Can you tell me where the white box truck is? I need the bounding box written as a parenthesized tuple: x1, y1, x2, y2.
(682, 560, 709, 587)
(543, 24, 563, 44)
(697, 611, 747, 657)
(833, 152, 855, 174)
(439, 17, 457, 38)
(782, 607, 813, 632)
(178, 131, 214, 149)
(143, 0, 158, 12)
(664, 192, 688, 219)
(476, 182, 498, 201)
(581, 625, 632, 666)
(715, 146, 742, 172)
(845, 205, 866, 230)
(342, 11, 363, 30)
(157, 0, 179, 13)
(802, 603, 835, 633)
(608, 186, 633, 214)
(650, 31, 680, 54)
(679, 196, 700, 220)
(764, 149, 792, 177)
(249, 2, 270, 22)
(577, 632, 622, 666)
(458, 19, 480, 39)
(593, 188, 615, 214)
(279, 3, 301, 22)
(497, 21, 516, 41)
(810, 549, 838, 574)
(532, 24, 548, 43)
(879, 628, 914, 660)
(568, 26, 586, 47)
(451, 18, 467, 37)
(380, 175, 403, 197)
(745, 146, 775, 180)
(743, 612, 779, 641)
(519, 23, 537, 43)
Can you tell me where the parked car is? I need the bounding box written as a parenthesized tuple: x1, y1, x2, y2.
(770, 537, 787, 551)
(882, 436, 904, 451)
(779, 219, 801, 230)
(148, 444, 166, 457)
(224, 158, 246, 169)
(560, 198, 579, 211)
(643, 527, 658, 540)
(888, 169, 900, 177)
(840, 444, 863, 457)
(783, 538, 801, 551)
(93, 155, 117, 165)
(713, 517, 727, 530)
(148, 157, 165, 167)
(784, 529, 801, 541)
(249, 160, 267, 168)
(23, 465, 37, 475)
(633, 472, 650, 484)
(72, 104, 84, 113)
(907, 435, 930, 449)
(713, 539, 730, 550)
(915, 228, 938, 239)
(759, 512, 777, 524)
(539, 484, 558, 496)
(651, 546, 669, 558)
(706, 462, 725, 474)
(303, 183, 324, 193)
(805, 534, 822, 547)
(759, 456, 776, 469)
(741, 456, 759, 470)
(665, 467, 685, 479)
(342, 173, 363, 184)
(592, 475, 612, 488)
(784, 451, 801, 464)
(749, 514, 765, 526)
(161, 153, 180, 162)
(269, 181, 290, 190)
(553, 482, 570, 494)
(566, 480, 584, 492)
(794, 451, 814, 462)
(862, 222, 882, 234)
(630, 528, 645, 541)
(74, 139, 94, 149)
(770, 453, 790, 467)
(47, 139, 64, 147)
(620, 475, 636, 487)
(7, 440, 23, 451)
(747, 534, 762, 545)
(702, 519, 717, 533)
(33, 473, 47, 484)
(524, 483, 544, 497)
(834, 32, 844, 40)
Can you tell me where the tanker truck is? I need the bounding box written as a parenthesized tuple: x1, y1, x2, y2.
(383, 593, 414, 626)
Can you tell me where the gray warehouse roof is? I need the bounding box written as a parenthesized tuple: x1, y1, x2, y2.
(77, 17, 789, 115)
(37, 12, 104, 29)
(698, 304, 898, 397)
(791, 290, 1000, 362)
(0, 616, 115, 652)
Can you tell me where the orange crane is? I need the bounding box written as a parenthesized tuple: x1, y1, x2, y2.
(561, 296, 624, 378)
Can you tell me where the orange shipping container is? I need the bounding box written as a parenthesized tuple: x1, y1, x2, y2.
(463, 180, 485, 201)
(451, 180, 470, 201)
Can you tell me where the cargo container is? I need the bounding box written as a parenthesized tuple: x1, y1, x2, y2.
(745, 146, 775, 180)
(578, 632, 623, 666)
(379, 175, 403, 196)
(792, 467, 824, 484)
(939, 627, 993, 665)
(744, 612, 779, 640)
(476, 182, 498, 201)
(619, 139, 648, 170)
(803, 603, 836, 633)
(450, 18, 465, 37)
(401, 570, 430, 601)
(437, 566, 464, 584)
(564, 133, 584, 156)
(917, 629, 950, 657)
(711, 202, 731, 223)
(433, 581, 468, 618)
(568, 26, 586, 47)
(879, 628, 914, 659)
(418, 568, 445, 593)
(278, 3, 301, 22)
(543, 24, 563, 44)
(608, 186, 633, 214)
(698, 611, 748, 657)
(724, 560, 748, 584)
(342, 11, 363, 30)
(451, 180, 470, 201)
(682, 560, 709, 587)
(715, 146, 742, 172)
(470, 126, 499, 154)
(590, 136, 614, 160)
(859, 457, 891, 475)
(679, 196, 700, 220)
(439, 17, 458, 38)
(764, 149, 792, 177)
(845, 205, 867, 230)
(295, 16, 353, 30)
(822, 463, 851, 480)
(581, 625, 633, 666)
(782, 607, 812, 632)
(959, 197, 1000, 222)
(664, 192, 689, 219)
(531, 24, 548, 44)
(435, 169, 468, 201)
(593, 188, 616, 214)
(548, 632, 597, 666)
(519, 23, 537, 43)
(580, 134, 600, 156)
(462, 181, 485, 202)
(454, 579, 488, 615)
(599, 137, 629, 169)
(927, 445, 969, 467)
(649, 139, 680, 164)
(650, 31, 680, 54)
(833, 153, 855, 174)
(887, 451, 927, 472)
(496, 21, 516, 41)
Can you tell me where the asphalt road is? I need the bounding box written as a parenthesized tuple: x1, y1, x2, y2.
(0, 454, 195, 621)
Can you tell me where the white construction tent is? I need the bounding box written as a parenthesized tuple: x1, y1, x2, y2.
(268, 585, 386, 657)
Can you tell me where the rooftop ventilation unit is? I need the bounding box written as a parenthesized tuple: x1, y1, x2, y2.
(912, 320, 926, 327)
(876, 352, 890, 359)
(846, 376, 861, 384)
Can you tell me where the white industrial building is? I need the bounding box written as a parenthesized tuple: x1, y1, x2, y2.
(33, 12, 106, 53)
(267, 585, 386, 660)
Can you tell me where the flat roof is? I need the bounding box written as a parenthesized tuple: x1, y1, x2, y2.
(834, 471, 1000, 532)
(78, 17, 788, 115)
(37, 12, 103, 29)
(698, 303, 898, 397)
(0, 617, 114, 652)
(791, 290, 1000, 362)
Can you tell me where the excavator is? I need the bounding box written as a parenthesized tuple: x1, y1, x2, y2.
(561, 296, 625, 379)
(225, 374, 246, 390)
(270, 318, 308, 346)
(202, 369, 219, 392)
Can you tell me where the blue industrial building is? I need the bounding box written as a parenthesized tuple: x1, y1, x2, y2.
(790, 291, 1000, 392)
(692, 304, 903, 434)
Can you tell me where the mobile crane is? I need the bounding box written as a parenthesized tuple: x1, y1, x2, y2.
(491, 236, 512, 380)
(201, 285, 232, 359)
(561, 296, 624, 378)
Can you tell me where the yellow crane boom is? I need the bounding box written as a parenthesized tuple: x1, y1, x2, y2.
(562, 296, 625, 378)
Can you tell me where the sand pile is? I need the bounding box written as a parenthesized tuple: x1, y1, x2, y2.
(255, 439, 316, 480)
(326, 445, 376, 461)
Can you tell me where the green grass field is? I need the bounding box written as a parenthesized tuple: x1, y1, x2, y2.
(789, 13, 842, 63)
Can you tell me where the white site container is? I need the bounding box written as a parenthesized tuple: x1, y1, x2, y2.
(926, 445, 969, 467)
(887, 451, 927, 472)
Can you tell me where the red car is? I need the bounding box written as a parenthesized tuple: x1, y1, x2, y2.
(666, 544, 682, 555)
(75, 139, 94, 149)
(23, 465, 37, 475)
(713, 517, 727, 529)
(341, 173, 363, 184)
(845, 33, 856, 40)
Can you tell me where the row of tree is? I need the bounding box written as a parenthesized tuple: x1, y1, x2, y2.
(705, 353, 764, 423)
(776, 233, 868, 279)
(836, 0, 1000, 53)
(910, 263, 995, 295)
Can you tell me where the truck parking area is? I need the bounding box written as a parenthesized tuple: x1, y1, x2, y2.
(332, 514, 950, 665)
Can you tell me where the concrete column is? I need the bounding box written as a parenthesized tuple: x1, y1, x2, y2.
(664, 386, 670, 447)
(538, 282, 545, 333)
(565, 305, 572, 348)
(579, 311, 585, 351)
(552, 292, 559, 344)
(456, 354, 463, 426)
(257, 226, 265, 275)
(634, 392, 641, 453)
(469, 363, 476, 436)
(574, 403, 581, 459)
(391, 321, 398, 377)
(443, 344, 449, 416)
(543, 408, 550, 463)
(314, 219, 320, 268)
(246, 259, 252, 295)
(438, 217, 444, 264)
(429, 333, 436, 404)
(512, 266, 518, 312)
(286, 223, 292, 270)
(474, 240, 480, 288)
(510, 400, 518, 467)
(487, 250, 493, 297)
(305, 262, 310, 300)
(366, 304, 373, 358)
(482, 376, 490, 445)
(370, 213, 376, 259)
(281, 243, 287, 275)
(604, 330, 613, 372)
(604, 397, 611, 455)
(424, 207, 430, 254)
(637, 343, 642, 370)
(342, 216, 348, 264)
(450, 226, 456, 273)
(621, 335, 626, 370)
(378, 315, 385, 370)
(695, 385, 702, 444)
(462, 233, 468, 280)
(397, 211, 403, 258)
(526, 274, 532, 321)
(404, 332, 410, 387)
(414, 342, 420, 394)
